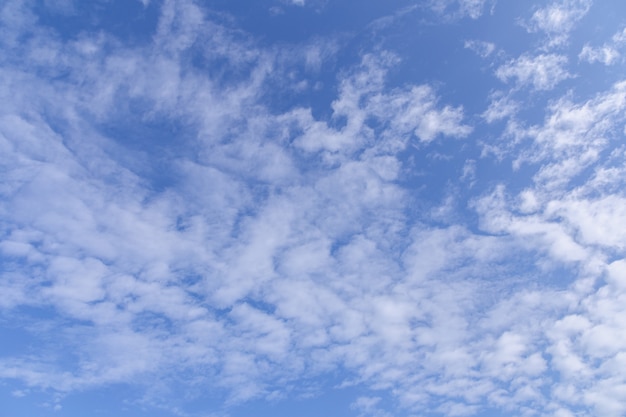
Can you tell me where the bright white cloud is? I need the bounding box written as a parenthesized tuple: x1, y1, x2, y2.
(294, 53, 471, 152)
(471, 72, 626, 417)
(496, 53, 571, 90)
(526, 0, 592, 46)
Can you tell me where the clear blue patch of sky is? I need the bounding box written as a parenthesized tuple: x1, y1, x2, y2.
(0, 315, 43, 358)
(33, 0, 160, 45)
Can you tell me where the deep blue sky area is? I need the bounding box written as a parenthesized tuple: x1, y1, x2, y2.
(2, 1, 626, 417)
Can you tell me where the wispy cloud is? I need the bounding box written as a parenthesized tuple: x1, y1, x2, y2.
(429, 0, 492, 19)
(0, 0, 474, 408)
(464, 39, 496, 58)
(579, 27, 626, 65)
(3, 1, 626, 417)
(496, 53, 571, 90)
(524, 0, 592, 47)
(482, 92, 519, 123)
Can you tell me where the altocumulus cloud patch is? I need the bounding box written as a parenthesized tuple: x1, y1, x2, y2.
(2, 1, 626, 416)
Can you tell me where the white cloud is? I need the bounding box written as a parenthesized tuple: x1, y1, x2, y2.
(460, 159, 476, 186)
(4, 1, 626, 417)
(482, 92, 519, 122)
(0, 2, 468, 409)
(470, 75, 626, 417)
(430, 0, 491, 19)
(294, 53, 471, 152)
(526, 0, 592, 46)
(464, 39, 496, 58)
(351, 396, 393, 417)
(578, 27, 626, 65)
(496, 53, 571, 90)
(547, 196, 626, 250)
(516, 80, 626, 189)
(579, 44, 620, 65)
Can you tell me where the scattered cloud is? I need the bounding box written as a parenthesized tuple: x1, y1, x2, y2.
(579, 27, 626, 65)
(525, 0, 592, 46)
(429, 0, 492, 19)
(294, 53, 471, 153)
(482, 92, 519, 122)
(579, 44, 620, 65)
(2, 1, 626, 417)
(461, 159, 476, 185)
(464, 39, 496, 58)
(496, 53, 571, 90)
(470, 76, 626, 416)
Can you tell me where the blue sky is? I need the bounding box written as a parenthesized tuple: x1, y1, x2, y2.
(2, 0, 626, 416)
